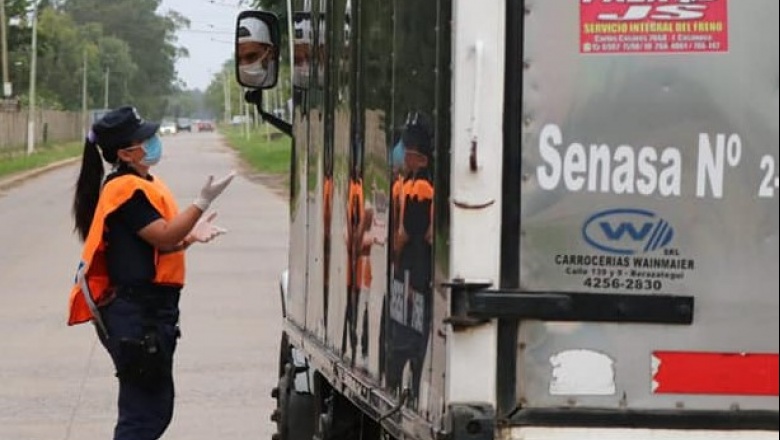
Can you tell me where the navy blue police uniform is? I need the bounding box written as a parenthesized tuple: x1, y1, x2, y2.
(97, 164, 181, 440)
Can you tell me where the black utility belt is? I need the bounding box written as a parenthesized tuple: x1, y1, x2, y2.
(109, 284, 181, 304)
(113, 284, 181, 294)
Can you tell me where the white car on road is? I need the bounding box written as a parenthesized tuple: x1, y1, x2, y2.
(159, 121, 177, 135)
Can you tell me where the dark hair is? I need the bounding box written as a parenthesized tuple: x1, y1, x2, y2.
(72, 137, 105, 241)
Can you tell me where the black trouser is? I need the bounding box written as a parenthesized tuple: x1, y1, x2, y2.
(97, 286, 181, 440)
(341, 283, 359, 366)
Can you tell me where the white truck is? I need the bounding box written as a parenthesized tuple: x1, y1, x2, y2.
(234, 0, 778, 438)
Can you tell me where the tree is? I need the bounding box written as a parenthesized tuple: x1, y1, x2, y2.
(249, 0, 287, 35)
(203, 64, 232, 121)
(62, 0, 184, 119)
(6, 0, 38, 99)
(34, 7, 136, 110)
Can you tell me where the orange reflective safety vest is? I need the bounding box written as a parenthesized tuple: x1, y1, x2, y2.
(398, 176, 434, 240)
(399, 177, 434, 219)
(347, 179, 373, 289)
(67, 174, 185, 326)
(323, 177, 333, 226)
(347, 178, 364, 230)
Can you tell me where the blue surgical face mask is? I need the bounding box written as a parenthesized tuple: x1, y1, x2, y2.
(391, 139, 405, 172)
(140, 135, 162, 166)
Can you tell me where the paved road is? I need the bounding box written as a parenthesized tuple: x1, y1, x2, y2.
(0, 131, 287, 439)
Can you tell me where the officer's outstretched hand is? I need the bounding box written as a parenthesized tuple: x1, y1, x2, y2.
(189, 211, 227, 244)
(193, 170, 236, 211)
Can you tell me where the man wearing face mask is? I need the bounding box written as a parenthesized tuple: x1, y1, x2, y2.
(68, 106, 235, 439)
(237, 16, 277, 87)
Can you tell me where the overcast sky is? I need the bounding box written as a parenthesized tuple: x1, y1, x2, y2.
(159, 0, 247, 91)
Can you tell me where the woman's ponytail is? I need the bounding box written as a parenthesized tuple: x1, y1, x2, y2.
(72, 133, 104, 241)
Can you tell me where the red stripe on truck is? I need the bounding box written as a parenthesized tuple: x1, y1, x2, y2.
(653, 351, 779, 396)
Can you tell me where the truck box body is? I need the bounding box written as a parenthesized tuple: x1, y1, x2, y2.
(255, 0, 779, 438)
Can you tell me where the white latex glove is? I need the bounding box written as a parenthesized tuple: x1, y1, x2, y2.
(193, 171, 236, 211)
(188, 211, 227, 243)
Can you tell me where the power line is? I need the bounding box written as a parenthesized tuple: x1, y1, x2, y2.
(205, 0, 246, 8)
(179, 28, 233, 35)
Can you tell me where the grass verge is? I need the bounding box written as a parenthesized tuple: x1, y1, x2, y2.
(220, 124, 291, 192)
(0, 142, 83, 180)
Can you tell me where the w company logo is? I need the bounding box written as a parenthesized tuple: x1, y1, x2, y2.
(582, 209, 675, 255)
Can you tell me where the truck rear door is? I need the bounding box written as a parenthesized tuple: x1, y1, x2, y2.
(511, 0, 778, 427)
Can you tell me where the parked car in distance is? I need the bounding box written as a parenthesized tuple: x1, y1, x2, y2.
(176, 118, 192, 132)
(196, 120, 216, 132)
(231, 115, 248, 125)
(159, 120, 177, 135)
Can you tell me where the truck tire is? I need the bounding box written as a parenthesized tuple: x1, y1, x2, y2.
(312, 373, 362, 440)
(272, 333, 316, 440)
(274, 334, 393, 440)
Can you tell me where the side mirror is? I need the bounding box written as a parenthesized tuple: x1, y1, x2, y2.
(235, 11, 281, 89)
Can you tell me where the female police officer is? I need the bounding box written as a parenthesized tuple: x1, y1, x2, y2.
(68, 106, 234, 439)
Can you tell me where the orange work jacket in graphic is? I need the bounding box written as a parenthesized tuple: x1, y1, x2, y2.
(67, 174, 185, 326)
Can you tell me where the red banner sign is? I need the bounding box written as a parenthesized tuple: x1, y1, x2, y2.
(580, 0, 729, 54)
(653, 351, 779, 396)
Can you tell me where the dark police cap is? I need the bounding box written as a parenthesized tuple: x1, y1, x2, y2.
(402, 122, 432, 158)
(92, 106, 159, 153)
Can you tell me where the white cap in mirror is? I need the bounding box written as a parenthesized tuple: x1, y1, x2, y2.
(238, 17, 271, 45)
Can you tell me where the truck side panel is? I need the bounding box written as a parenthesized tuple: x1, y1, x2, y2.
(286, 0, 452, 433)
(286, 2, 313, 338)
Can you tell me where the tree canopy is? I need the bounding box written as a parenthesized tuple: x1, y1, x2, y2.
(5, 0, 190, 119)
(3, 0, 293, 121)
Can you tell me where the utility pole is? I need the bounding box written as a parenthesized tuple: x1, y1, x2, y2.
(279, 86, 282, 116)
(287, 0, 294, 87)
(263, 104, 269, 142)
(27, 2, 39, 155)
(223, 70, 230, 123)
(243, 100, 249, 140)
(103, 66, 110, 109)
(227, 72, 232, 123)
(1, 0, 10, 97)
(82, 49, 88, 133)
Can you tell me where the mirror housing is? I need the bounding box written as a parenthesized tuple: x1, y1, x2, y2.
(244, 89, 291, 136)
(235, 11, 281, 89)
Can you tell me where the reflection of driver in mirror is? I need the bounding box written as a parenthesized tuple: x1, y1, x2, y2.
(237, 17, 277, 87)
